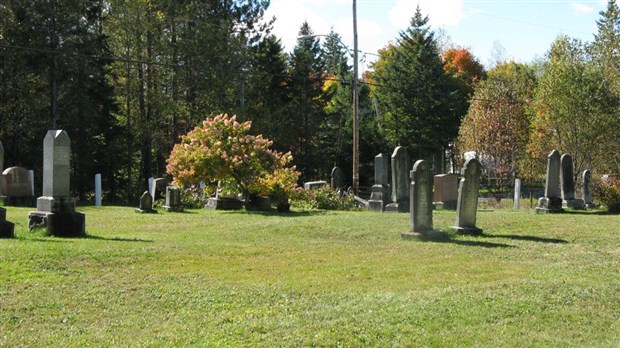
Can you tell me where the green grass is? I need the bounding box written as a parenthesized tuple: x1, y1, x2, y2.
(1, 206, 620, 346)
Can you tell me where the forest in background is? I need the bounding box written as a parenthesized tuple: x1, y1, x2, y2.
(2, 0, 620, 202)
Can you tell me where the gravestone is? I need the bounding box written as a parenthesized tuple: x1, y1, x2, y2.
(303, 181, 327, 190)
(402, 160, 434, 239)
(433, 174, 458, 210)
(95, 174, 102, 207)
(514, 178, 521, 210)
(560, 154, 584, 209)
(148, 177, 154, 197)
(28, 130, 85, 236)
(536, 150, 563, 213)
(0, 167, 36, 206)
(385, 146, 410, 212)
(582, 169, 594, 208)
(162, 186, 183, 212)
(0, 140, 4, 195)
(0, 207, 15, 239)
(136, 191, 156, 213)
(330, 167, 343, 190)
(28, 170, 34, 196)
(152, 178, 168, 201)
(368, 153, 390, 212)
(452, 158, 483, 235)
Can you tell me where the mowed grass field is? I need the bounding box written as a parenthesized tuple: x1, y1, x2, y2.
(1, 205, 619, 347)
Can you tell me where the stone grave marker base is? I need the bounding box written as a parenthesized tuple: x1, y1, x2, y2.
(384, 202, 409, 213)
(28, 211, 85, 237)
(451, 226, 483, 235)
(205, 197, 243, 210)
(563, 199, 585, 210)
(536, 197, 563, 214)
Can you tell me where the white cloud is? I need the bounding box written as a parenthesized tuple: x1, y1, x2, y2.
(264, 0, 332, 52)
(571, 2, 594, 14)
(389, 0, 466, 29)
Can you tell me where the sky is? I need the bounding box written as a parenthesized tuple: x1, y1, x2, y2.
(264, 0, 609, 71)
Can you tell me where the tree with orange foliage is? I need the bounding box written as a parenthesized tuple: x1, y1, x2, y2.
(443, 47, 486, 88)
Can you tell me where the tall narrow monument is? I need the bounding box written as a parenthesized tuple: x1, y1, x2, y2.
(402, 160, 434, 239)
(368, 153, 390, 212)
(452, 158, 483, 235)
(536, 149, 563, 213)
(28, 130, 85, 236)
(385, 146, 410, 212)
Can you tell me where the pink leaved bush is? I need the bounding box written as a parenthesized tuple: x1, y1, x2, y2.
(166, 114, 301, 204)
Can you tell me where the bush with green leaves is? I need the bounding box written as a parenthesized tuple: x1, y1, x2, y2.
(594, 177, 620, 213)
(292, 186, 358, 211)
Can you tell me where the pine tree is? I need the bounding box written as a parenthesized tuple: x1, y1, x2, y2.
(372, 6, 465, 160)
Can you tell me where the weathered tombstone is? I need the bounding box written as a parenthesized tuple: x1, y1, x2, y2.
(452, 158, 483, 235)
(536, 150, 563, 213)
(582, 169, 594, 208)
(303, 181, 328, 190)
(368, 153, 391, 212)
(402, 160, 434, 239)
(433, 174, 458, 210)
(0, 207, 15, 239)
(0, 167, 36, 206)
(28, 170, 34, 196)
(148, 177, 154, 197)
(385, 146, 410, 212)
(560, 154, 584, 209)
(514, 178, 521, 210)
(28, 130, 85, 236)
(95, 174, 102, 207)
(330, 167, 343, 190)
(152, 178, 168, 201)
(162, 186, 183, 212)
(135, 191, 156, 213)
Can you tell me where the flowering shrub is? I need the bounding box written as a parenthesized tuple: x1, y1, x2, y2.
(166, 114, 300, 206)
(594, 177, 620, 213)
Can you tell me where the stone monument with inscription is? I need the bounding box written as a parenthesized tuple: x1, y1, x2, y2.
(162, 186, 183, 212)
(536, 150, 563, 213)
(560, 154, 584, 209)
(28, 130, 85, 236)
(136, 191, 156, 213)
(432, 173, 458, 210)
(402, 160, 434, 239)
(582, 169, 594, 208)
(368, 153, 390, 212)
(385, 146, 410, 212)
(0, 166, 36, 206)
(452, 158, 483, 235)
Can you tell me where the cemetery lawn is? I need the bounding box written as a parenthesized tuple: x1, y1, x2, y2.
(1, 207, 620, 347)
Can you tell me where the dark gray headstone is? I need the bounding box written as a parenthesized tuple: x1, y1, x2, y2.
(385, 146, 410, 212)
(0, 166, 35, 206)
(0, 207, 15, 239)
(406, 160, 433, 235)
(368, 153, 390, 212)
(453, 158, 483, 235)
(163, 186, 183, 212)
(560, 154, 584, 209)
(136, 191, 156, 213)
(330, 167, 343, 190)
(583, 169, 594, 208)
(536, 149, 563, 213)
(152, 178, 168, 201)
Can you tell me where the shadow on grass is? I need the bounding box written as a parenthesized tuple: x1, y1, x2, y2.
(85, 234, 154, 243)
(482, 233, 568, 244)
(220, 209, 328, 217)
(408, 230, 516, 248)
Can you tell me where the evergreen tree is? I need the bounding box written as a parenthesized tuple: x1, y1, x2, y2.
(371, 6, 465, 160)
(592, 0, 620, 93)
(287, 22, 327, 180)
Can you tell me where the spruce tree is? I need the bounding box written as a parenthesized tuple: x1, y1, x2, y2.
(373, 6, 465, 160)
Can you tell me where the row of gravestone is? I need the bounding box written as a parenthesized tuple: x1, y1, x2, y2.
(536, 150, 593, 213)
(0, 130, 86, 238)
(368, 146, 459, 213)
(136, 186, 183, 213)
(402, 158, 484, 239)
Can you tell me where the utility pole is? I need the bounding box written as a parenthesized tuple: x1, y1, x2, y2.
(352, 0, 360, 194)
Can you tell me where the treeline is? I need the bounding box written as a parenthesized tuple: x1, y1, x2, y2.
(2, 1, 620, 202)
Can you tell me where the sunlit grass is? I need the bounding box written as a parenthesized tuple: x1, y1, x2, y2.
(1, 206, 619, 346)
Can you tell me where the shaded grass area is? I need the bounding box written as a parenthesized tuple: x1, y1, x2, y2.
(1, 206, 620, 346)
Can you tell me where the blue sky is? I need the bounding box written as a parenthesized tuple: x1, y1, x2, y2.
(265, 0, 608, 70)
